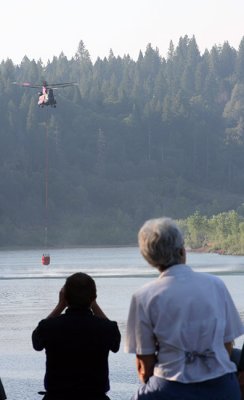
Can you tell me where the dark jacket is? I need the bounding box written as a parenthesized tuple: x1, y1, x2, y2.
(32, 308, 121, 399)
(0, 379, 6, 400)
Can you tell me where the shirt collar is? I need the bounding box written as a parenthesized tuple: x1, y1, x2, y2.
(159, 264, 192, 278)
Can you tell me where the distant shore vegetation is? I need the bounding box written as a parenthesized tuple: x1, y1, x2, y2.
(1, 209, 244, 256)
(178, 208, 244, 255)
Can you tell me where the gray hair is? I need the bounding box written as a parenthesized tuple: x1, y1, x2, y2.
(138, 217, 184, 270)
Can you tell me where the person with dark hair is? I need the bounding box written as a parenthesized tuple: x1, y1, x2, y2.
(32, 272, 121, 400)
(125, 217, 244, 400)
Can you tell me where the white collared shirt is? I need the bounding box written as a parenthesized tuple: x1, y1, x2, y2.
(125, 264, 244, 383)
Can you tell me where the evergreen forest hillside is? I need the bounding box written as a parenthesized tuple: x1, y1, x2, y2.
(1, 36, 244, 247)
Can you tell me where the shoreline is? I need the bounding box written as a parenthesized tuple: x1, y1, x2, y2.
(188, 246, 244, 256)
(0, 244, 243, 256)
(0, 243, 138, 252)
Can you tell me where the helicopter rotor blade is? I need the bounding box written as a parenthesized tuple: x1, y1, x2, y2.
(47, 82, 78, 89)
(12, 81, 78, 90)
(12, 82, 43, 89)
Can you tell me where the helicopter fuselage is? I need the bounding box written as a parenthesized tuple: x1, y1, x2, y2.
(38, 87, 56, 107)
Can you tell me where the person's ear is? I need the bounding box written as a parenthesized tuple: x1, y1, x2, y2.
(179, 247, 186, 262)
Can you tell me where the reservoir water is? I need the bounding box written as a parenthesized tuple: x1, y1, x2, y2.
(0, 247, 244, 400)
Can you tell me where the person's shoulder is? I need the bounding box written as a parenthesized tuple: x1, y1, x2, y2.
(93, 317, 120, 336)
(129, 278, 163, 306)
(193, 269, 226, 288)
(139, 277, 160, 292)
(195, 270, 222, 281)
(37, 314, 64, 328)
(132, 278, 159, 298)
(94, 316, 118, 328)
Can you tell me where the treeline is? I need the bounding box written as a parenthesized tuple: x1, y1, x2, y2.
(179, 209, 244, 255)
(1, 36, 244, 247)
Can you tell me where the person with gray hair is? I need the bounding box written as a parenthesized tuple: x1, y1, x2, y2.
(138, 217, 185, 269)
(125, 217, 244, 400)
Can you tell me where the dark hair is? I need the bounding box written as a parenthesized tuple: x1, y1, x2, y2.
(64, 272, 96, 308)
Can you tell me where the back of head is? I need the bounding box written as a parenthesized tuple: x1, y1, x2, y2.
(138, 217, 184, 270)
(64, 272, 96, 308)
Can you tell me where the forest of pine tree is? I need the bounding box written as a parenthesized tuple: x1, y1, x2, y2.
(1, 36, 244, 247)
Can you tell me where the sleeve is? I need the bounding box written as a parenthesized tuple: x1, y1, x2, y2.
(223, 284, 244, 343)
(0, 378, 6, 400)
(32, 320, 46, 351)
(109, 321, 121, 353)
(124, 293, 156, 355)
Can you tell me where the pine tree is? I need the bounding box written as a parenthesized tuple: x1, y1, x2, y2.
(236, 37, 244, 82)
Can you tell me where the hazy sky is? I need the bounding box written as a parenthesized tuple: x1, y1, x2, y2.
(2, 0, 244, 64)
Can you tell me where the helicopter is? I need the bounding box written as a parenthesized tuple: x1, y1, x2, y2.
(13, 80, 77, 107)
